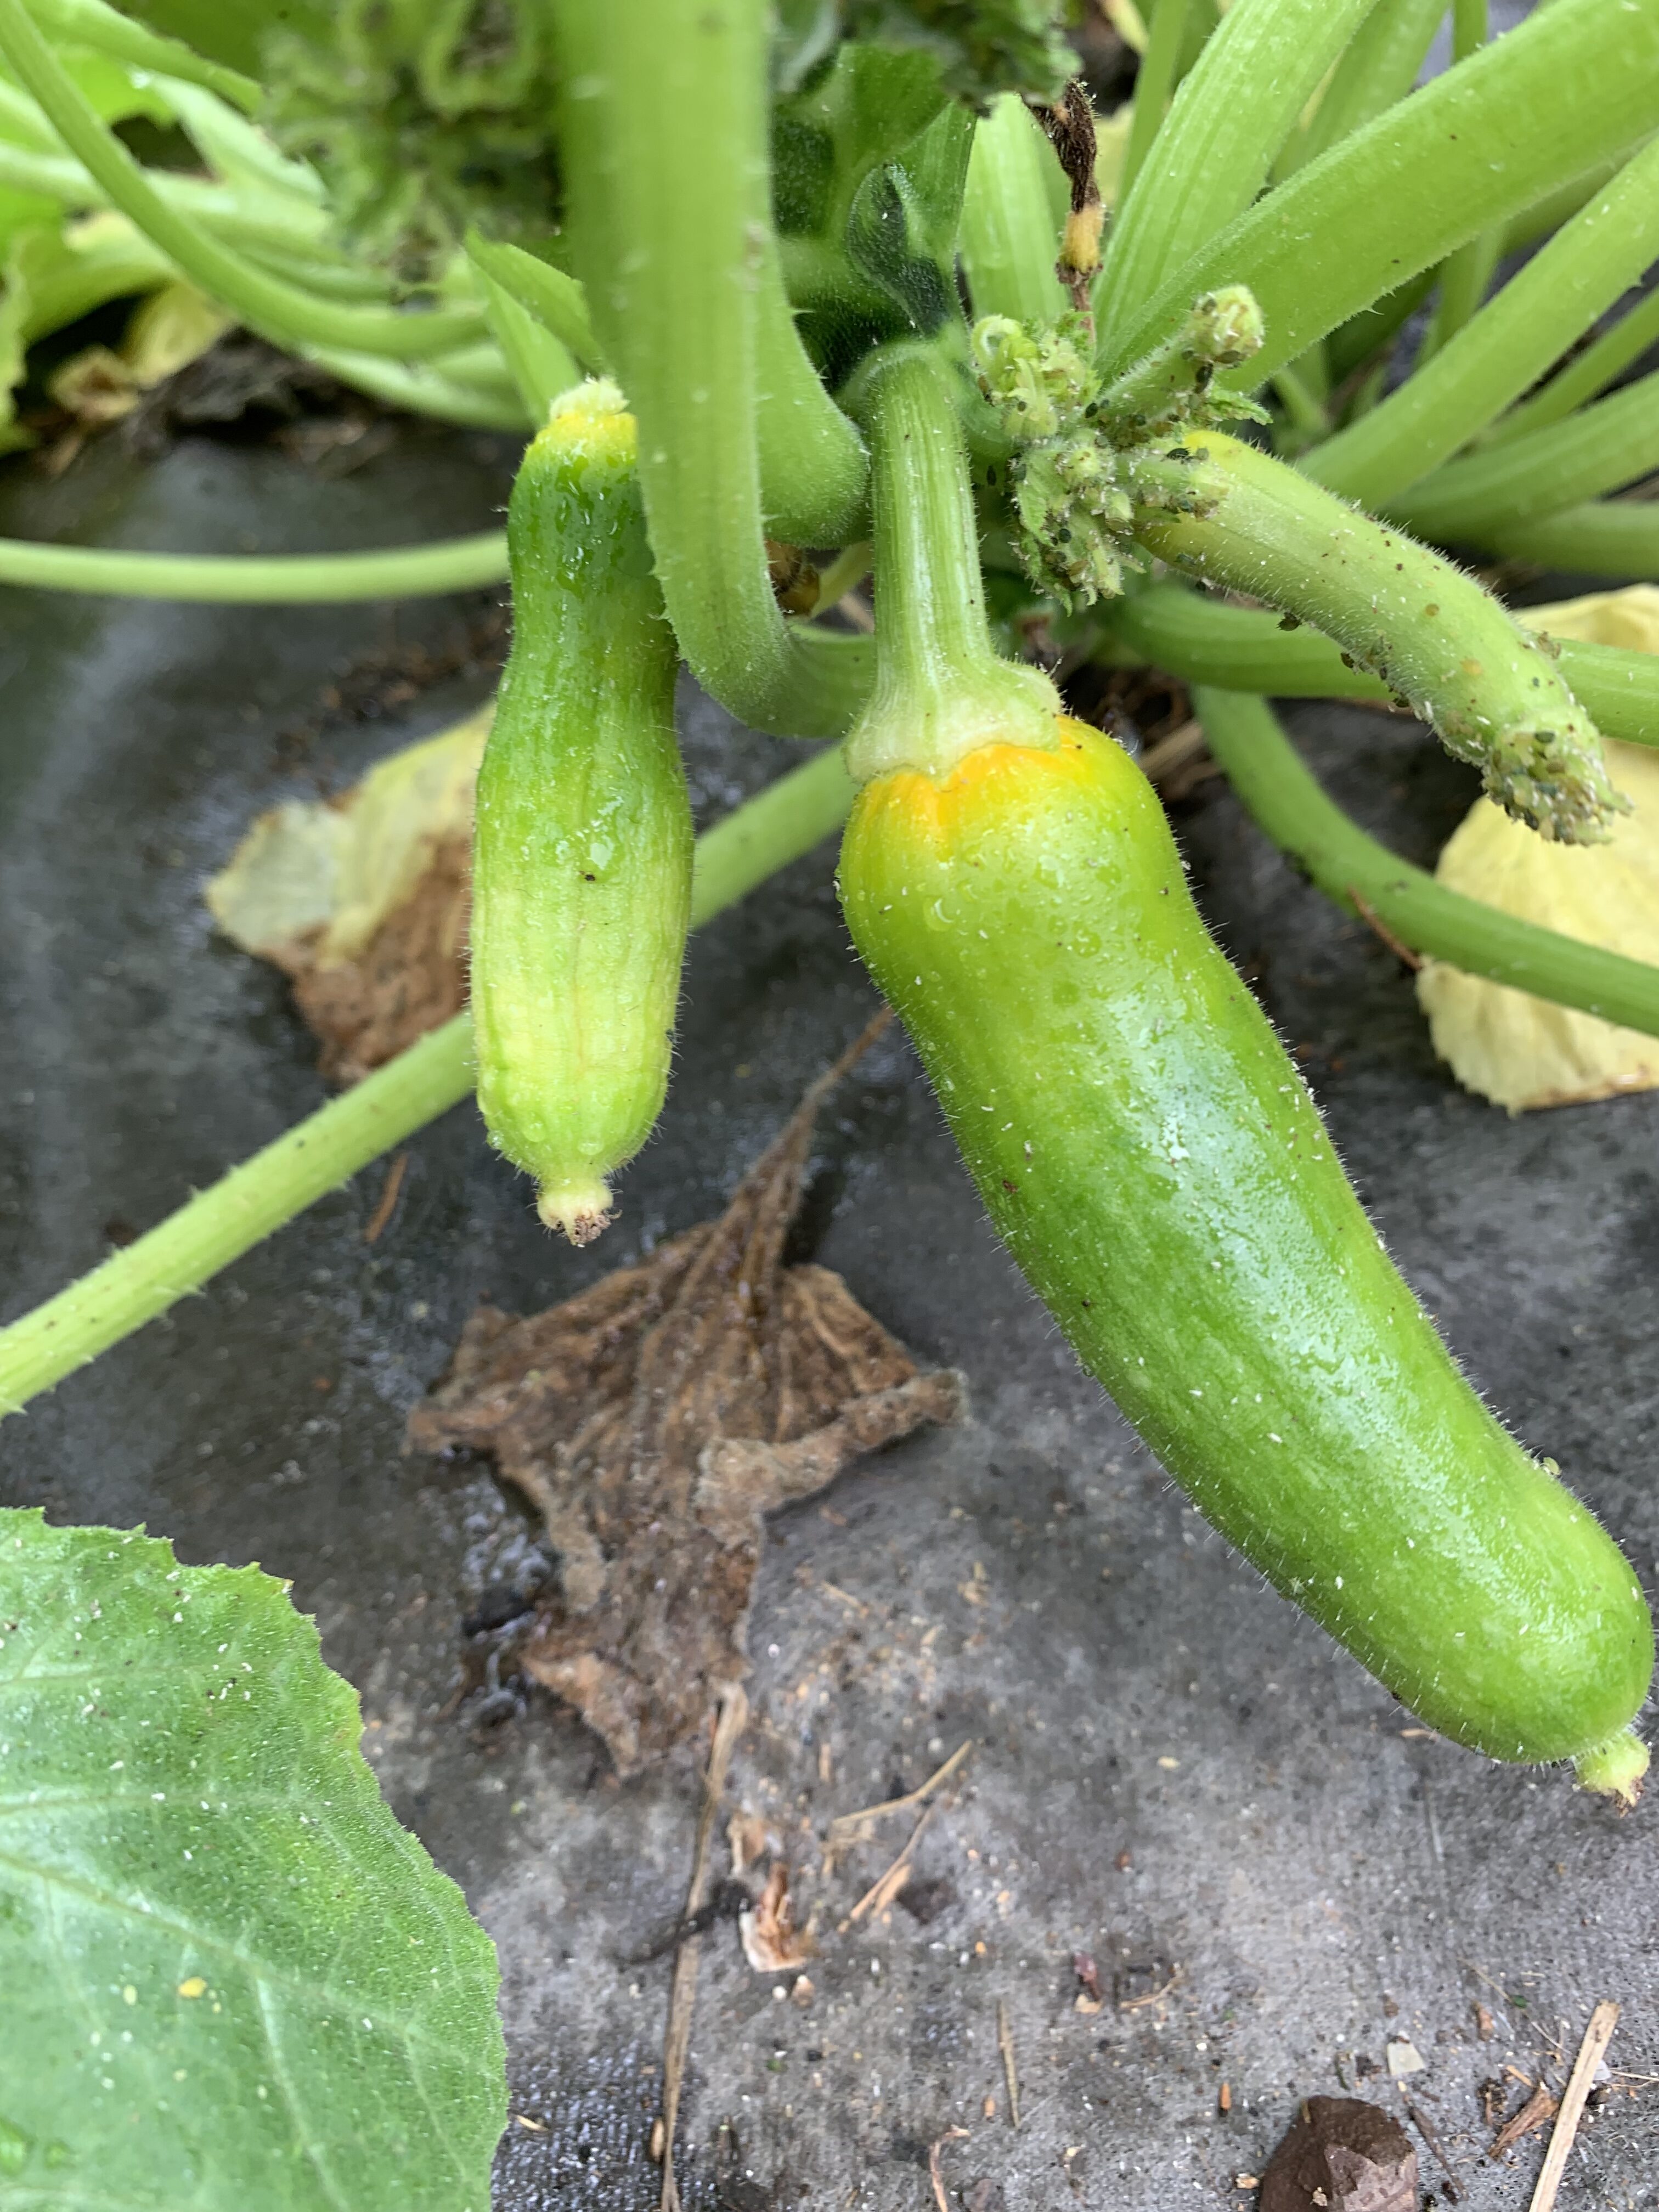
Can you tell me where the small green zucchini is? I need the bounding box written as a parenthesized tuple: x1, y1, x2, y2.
(471, 379, 692, 1243)
(840, 718, 1652, 1799)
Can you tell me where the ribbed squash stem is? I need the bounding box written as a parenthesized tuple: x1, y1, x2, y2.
(844, 346, 1059, 785)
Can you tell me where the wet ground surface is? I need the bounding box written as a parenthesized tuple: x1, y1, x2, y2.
(4, 424, 1658, 2210)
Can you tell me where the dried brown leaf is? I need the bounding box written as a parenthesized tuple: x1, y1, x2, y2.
(738, 1861, 816, 1974)
(408, 1020, 965, 1769)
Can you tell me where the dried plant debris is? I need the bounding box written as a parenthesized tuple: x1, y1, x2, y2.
(206, 704, 489, 1081)
(408, 1019, 966, 1771)
(738, 1861, 816, 1974)
(1260, 2096, 1419, 2212)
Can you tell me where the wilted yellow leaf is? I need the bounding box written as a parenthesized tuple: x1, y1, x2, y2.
(1518, 582, 1659, 656)
(1418, 737, 1659, 1111)
(206, 702, 491, 968)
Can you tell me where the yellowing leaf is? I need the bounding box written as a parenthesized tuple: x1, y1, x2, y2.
(1418, 738, 1659, 1111)
(1518, 582, 1659, 655)
(206, 702, 491, 969)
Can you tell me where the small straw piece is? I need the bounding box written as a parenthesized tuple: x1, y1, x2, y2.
(1528, 2000, 1618, 2212)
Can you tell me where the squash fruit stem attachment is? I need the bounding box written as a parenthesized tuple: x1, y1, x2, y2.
(842, 343, 1060, 787)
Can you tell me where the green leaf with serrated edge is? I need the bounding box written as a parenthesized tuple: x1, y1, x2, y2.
(0, 1509, 504, 2209)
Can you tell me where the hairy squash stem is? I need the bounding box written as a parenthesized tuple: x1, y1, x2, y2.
(1486, 502, 1659, 577)
(1273, 0, 1447, 181)
(29, 0, 261, 106)
(1489, 286, 1659, 448)
(1387, 371, 1659, 545)
(0, 744, 856, 1417)
(0, 0, 486, 363)
(0, 532, 511, 601)
(1415, 0, 1500, 360)
(1122, 430, 1626, 840)
(550, 0, 871, 740)
(1305, 135, 1659, 506)
(1097, 0, 1380, 338)
(471, 383, 692, 1244)
(1101, 0, 1659, 391)
(1116, 0, 1193, 210)
(843, 346, 1060, 783)
(836, 351, 1651, 1801)
(1195, 685, 1659, 1041)
(1099, 581, 1659, 754)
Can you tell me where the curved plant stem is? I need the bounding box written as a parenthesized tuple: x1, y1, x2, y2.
(304, 345, 528, 430)
(1099, 580, 1659, 750)
(1488, 287, 1659, 448)
(0, 531, 512, 601)
(845, 345, 1058, 783)
(1306, 137, 1659, 505)
(1102, 0, 1659, 388)
(753, 230, 870, 546)
(0, 0, 484, 361)
(1388, 370, 1659, 541)
(1124, 431, 1622, 838)
(1483, 501, 1659, 577)
(462, 233, 602, 371)
(959, 93, 1067, 325)
(1197, 686, 1659, 1034)
(550, 0, 871, 739)
(1096, 0, 1380, 342)
(1273, 0, 1446, 179)
(0, 743, 857, 1418)
(27, 0, 259, 107)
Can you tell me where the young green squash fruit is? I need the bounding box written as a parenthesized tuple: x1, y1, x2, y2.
(840, 717, 1653, 1801)
(471, 379, 692, 1243)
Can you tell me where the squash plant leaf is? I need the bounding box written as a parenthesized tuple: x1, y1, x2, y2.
(0, 1508, 505, 2209)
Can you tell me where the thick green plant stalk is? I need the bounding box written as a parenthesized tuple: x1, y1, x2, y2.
(1196, 684, 1659, 1041)
(0, 0, 486, 361)
(0, 743, 855, 1416)
(754, 230, 870, 546)
(1101, 581, 1659, 751)
(471, 383, 692, 1244)
(1273, 0, 1447, 178)
(1306, 136, 1659, 506)
(550, 0, 871, 739)
(1124, 431, 1626, 839)
(1486, 501, 1659, 578)
(1102, 0, 1659, 389)
(0, 531, 511, 599)
(470, 253, 579, 420)
(1488, 287, 1659, 448)
(959, 93, 1068, 326)
(30, 0, 259, 104)
(1389, 373, 1659, 544)
(842, 345, 1059, 785)
(1097, 0, 1381, 337)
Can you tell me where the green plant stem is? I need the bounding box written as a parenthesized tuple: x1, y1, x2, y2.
(1124, 431, 1623, 837)
(1271, 362, 1329, 440)
(0, 531, 511, 600)
(462, 233, 602, 370)
(1323, 269, 1437, 392)
(1197, 686, 1659, 1035)
(1097, 0, 1381, 342)
(1102, 0, 1659, 390)
(0, 742, 856, 1418)
(1099, 579, 1659, 749)
(845, 346, 1057, 782)
(958, 93, 1067, 325)
(550, 0, 871, 740)
(1415, 0, 1496, 361)
(301, 347, 528, 431)
(0, 0, 484, 361)
(753, 229, 870, 545)
(1480, 500, 1659, 577)
(27, 0, 259, 106)
(1306, 137, 1659, 504)
(1117, 0, 1192, 209)
(1274, 0, 1447, 178)
(1489, 287, 1659, 448)
(1387, 370, 1659, 541)
(469, 252, 577, 421)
